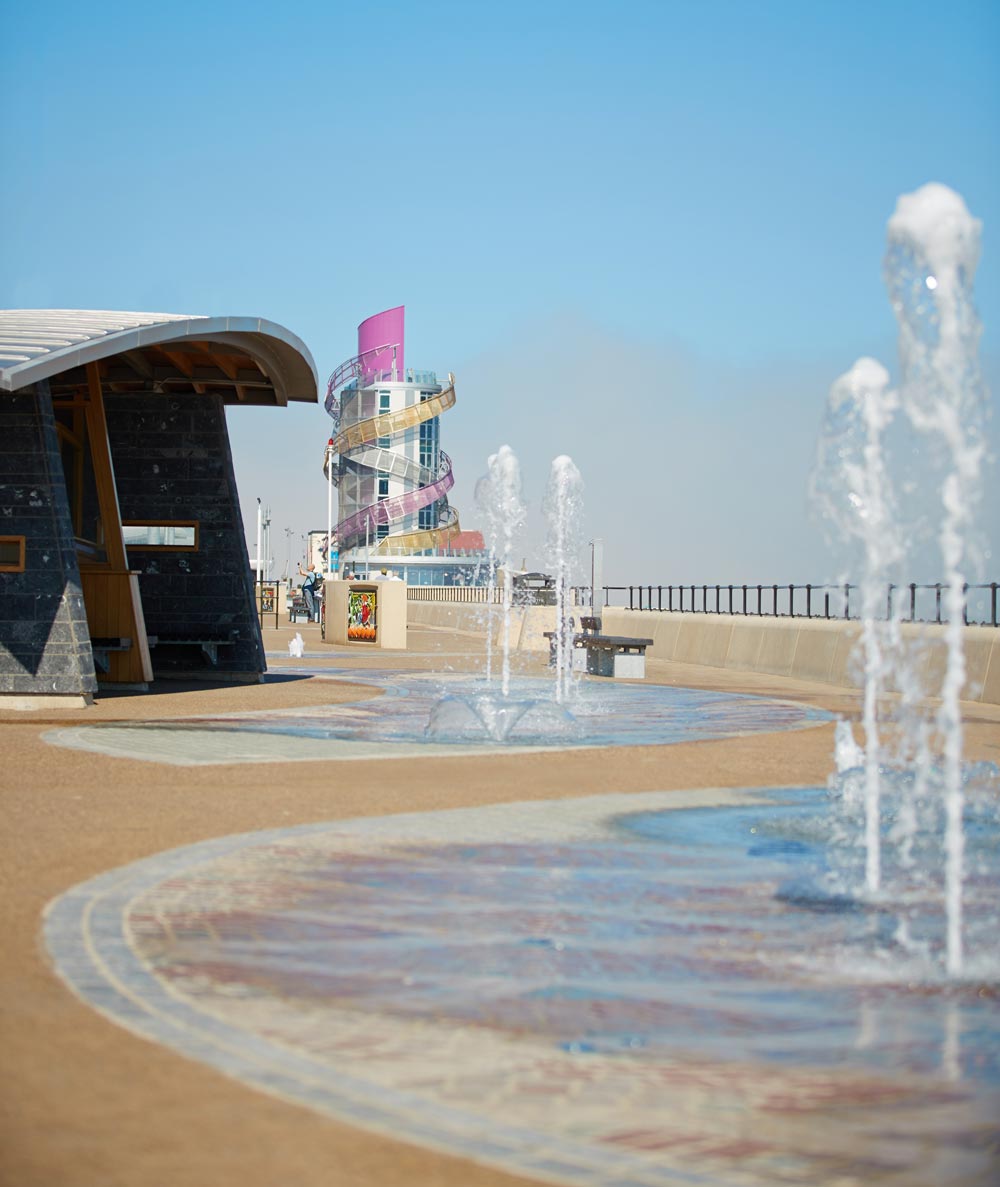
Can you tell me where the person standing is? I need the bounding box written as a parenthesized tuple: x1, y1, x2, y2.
(298, 563, 321, 622)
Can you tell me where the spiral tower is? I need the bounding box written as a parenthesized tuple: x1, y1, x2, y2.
(324, 307, 467, 572)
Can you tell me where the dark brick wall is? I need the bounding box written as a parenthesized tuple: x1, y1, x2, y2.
(0, 384, 97, 696)
(104, 391, 265, 679)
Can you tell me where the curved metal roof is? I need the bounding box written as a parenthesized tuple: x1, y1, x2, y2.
(0, 309, 318, 405)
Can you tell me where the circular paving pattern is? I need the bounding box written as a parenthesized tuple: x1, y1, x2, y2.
(43, 672, 832, 765)
(45, 790, 1000, 1187)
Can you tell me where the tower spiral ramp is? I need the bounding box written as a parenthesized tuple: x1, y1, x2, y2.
(323, 367, 462, 554)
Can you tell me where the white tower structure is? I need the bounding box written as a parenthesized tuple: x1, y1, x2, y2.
(323, 307, 484, 583)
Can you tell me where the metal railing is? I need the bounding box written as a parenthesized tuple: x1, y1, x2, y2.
(407, 585, 595, 607)
(256, 580, 282, 628)
(408, 585, 498, 603)
(405, 581, 999, 626)
(600, 582, 999, 627)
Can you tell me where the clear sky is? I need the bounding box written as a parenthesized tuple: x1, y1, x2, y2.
(3, 0, 997, 586)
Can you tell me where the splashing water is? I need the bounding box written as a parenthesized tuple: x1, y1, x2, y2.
(425, 688, 582, 743)
(434, 449, 586, 743)
(813, 182, 992, 978)
(475, 445, 525, 694)
(885, 183, 987, 976)
(813, 359, 902, 893)
(542, 456, 585, 703)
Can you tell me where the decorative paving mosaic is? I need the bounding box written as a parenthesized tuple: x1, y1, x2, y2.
(45, 790, 999, 1187)
(44, 671, 831, 765)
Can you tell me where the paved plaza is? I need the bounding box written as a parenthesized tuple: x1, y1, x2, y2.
(2, 619, 998, 1187)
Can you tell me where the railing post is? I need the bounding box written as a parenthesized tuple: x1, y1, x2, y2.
(887, 583, 894, 621)
(805, 584, 812, 619)
(935, 583, 942, 623)
(844, 583, 850, 620)
(963, 582, 969, 625)
(993, 582, 998, 628)
(772, 584, 778, 617)
(691, 584, 695, 613)
(658, 585, 663, 612)
(909, 583, 917, 622)
(824, 590, 830, 619)
(742, 584, 747, 615)
(728, 584, 734, 615)
(788, 584, 794, 618)
(702, 584, 707, 613)
(668, 585, 674, 612)
(757, 585, 763, 616)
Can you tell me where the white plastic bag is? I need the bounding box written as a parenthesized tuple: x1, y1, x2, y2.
(288, 632, 305, 658)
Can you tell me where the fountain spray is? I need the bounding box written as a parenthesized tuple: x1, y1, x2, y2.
(813, 358, 902, 892)
(475, 446, 525, 697)
(543, 456, 584, 702)
(884, 183, 987, 975)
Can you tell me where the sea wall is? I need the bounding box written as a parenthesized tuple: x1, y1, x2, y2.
(405, 600, 1000, 705)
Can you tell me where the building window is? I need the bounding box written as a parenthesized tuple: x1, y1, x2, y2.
(376, 524, 389, 540)
(0, 536, 26, 572)
(419, 414, 439, 469)
(122, 521, 199, 550)
(378, 475, 389, 497)
(54, 405, 104, 558)
(379, 392, 391, 412)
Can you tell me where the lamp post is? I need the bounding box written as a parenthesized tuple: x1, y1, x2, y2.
(326, 437, 335, 578)
(255, 498, 263, 589)
(590, 537, 604, 612)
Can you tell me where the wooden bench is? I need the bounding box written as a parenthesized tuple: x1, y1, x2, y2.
(544, 616, 655, 679)
(146, 631, 240, 667)
(90, 636, 131, 674)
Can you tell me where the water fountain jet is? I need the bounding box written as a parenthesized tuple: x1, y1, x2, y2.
(542, 455, 585, 703)
(813, 182, 992, 977)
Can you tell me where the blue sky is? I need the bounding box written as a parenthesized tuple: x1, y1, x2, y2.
(3, 0, 997, 584)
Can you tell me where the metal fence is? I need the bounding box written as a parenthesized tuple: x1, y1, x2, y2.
(602, 582, 999, 627)
(407, 585, 593, 607)
(405, 581, 999, 626)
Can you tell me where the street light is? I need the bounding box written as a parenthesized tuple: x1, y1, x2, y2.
(326, 437, 336, 578)
(255, 498, 263, 589)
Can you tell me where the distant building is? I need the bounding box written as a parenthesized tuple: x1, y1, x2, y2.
(325, 307, 486, 584)
(0, 310, 317, 702)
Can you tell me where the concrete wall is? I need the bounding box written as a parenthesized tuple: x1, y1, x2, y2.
(601, 608, 1000, 705)
(405, 600, 1000, 705)
(406, 599, 555, 654)
(0, 383, 97, 701)
(106, 391, 265, 680)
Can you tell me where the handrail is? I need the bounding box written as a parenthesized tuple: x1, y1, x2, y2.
(323, 381, 459, 552)
(329, 383, 456, 456)
(323, 342, 397, 424)
(593, 581, 999, 627)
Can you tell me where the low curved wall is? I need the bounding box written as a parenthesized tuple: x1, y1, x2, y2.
(606, 609, 1000, 705)
(406, 600, 1000, 705)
